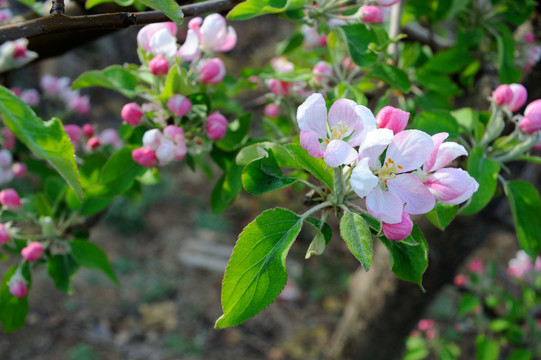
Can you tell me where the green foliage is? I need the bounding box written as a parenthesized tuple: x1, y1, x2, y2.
(242, 150, 297, 195)
(138, 0, 183, 23)
(367, 64, 411, 94)
(475, 335, 500, 360)
(425, 202, 458, 231)
(339, 210, 373, 271)
(47, 254, 79, 294)
(412, 111, 460, 138)
(227, 0, 306, 20)
(285, 144, 333, 189)
(70, 240, 119, 285)
(339, 24, 378, 68)
(0, 265, 31, 333)
(72, 65, 138, 98)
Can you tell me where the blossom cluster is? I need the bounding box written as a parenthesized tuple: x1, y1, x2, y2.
(297, 93, 479, 240)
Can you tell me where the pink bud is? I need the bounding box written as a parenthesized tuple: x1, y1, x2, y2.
(13, 44, 27, 59)
(64, 124, 83, 145)
(21, 242, 44, 262)
(360, 6, 384, 24)
(167, 94, 192, 117)
(268, 79, 291, 97)
(155, 138, 176, 165)
(8, 277, 28, 298)
(313, 61, 333, 85)
(163, 125, 185, 142)
(425, 168, 479, 205)
(519, 114, 541, 134)
(264, 103, 280, 118)
(87, 136, 100, 150)
(492, 84, 513, 106)
(0, 188, 21, 209)
(199, 58, 226, 85)
(525, 99, 541, 117)
(12, 162, 26, 178)
(174, 141, 187, 160)
(149, 55, 170, 76)
(469, 258, 485, 274)
(121, 102, 144, 126)
(342, 57, 356, 72)
(2, 128, 15, 150)
(82, 123, 95, 137)
(376, 106, 409, 134)
(20, 89, 40, 106)
(524, 32, 535, 44)
(132, 147, 157, 167)
(206, 113, 228, 141)
(318, 35, 327, 47)
(69, 94, 91, 115)
(453, 274, 467, 286)
(99, 129, 122, 149)
(382, 212, 413, 241)
(0, 223, 10, 244)
(418, 319, 435, 331)
(507, 83, 528, 112)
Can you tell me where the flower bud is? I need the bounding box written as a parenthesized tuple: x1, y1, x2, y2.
(382, 212, 413, 241)
(82, 123, 95, 137)
(425, 168, 479, 205)
(64, 124, 82, 145)
(121, 102, 144, 126)
(519, 114, 541, 134)
(492, 84, 513, 106)
(0, 188, 21, 209)
(0, 223, 10, 244)
(8, 275, 28, 298)
(163, 125, 185, 142)
(12, 162, 26, 178)
(312, 61, 333, 85)
(199, 58, 226, 85)
(376, 106, 409, 134)
(22, 241, 44, 262)
(525, 99, 541, 117)
(132, 147, 157, 167)
(507, 83, 527, 112)
(360, 6, 384, 24)
(87, 136, 100, 150)
(453, 274, 467, 286)
(69, 94, 91, 115)
(174, 141, 187, 160)
(2, 128, 15, 150)
(206, 113, 228, 141)
(156, 138, 176, 165)
(264, 103, 280, 118)
(99, 128, 123, 149)
(0, 149, 12, 167)
(469, 258, 485, 274)
(142, 129, 163, 150)
(524, 32, 535, 44)
(149, 55, 170, 76)
(418, 319, 435, 331)
(167, 94, 192, 117)
(267, 79, 291, 97)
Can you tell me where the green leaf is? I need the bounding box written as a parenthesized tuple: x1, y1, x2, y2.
(277, 32, 304, 55)
(70, 240, 119, 285)
(519, 155, 541, 164)
(285, 144, 333, 189)
(216, 113, 251, 152)
(216, 208, 303, 328)
(0, 86, 83, 201)
(423, 46, 474, 74)
(339, 24, 378, 67)
(138, 0, 183, 22)
(460, 147, 500, 215)
(458, 293, 480, 316)
(452, 107, 484, 141)
(227, 0, 306, 20)
(368, 64, 411, 93)
(72, 65, 138, 98)
(504, 180, 541, 261)
(304, 217, 333, 259)
(425, 202, 458, 231)
(475, 334, 499, 360)
(242, 150, 297, 195)
(340, 210, 373, 271)
(236, 142, 298, 168)
(259, 70, 313, 82)
(159, 63, 182, 101)
(416, 68, 461, 96)
(412, 110, 460, 138)
(305, 217, 332, 244)
(0, 265, 31, 333)
(47, 254, 79, 294)
(210, 162, 243, 215)
(494, 23, 522, 84)
(85, 0, 114, 9)
(507, 349, 532, 360)
(380, 224, 428, 290)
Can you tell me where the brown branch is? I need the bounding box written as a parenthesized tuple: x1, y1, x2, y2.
(0, 0, 241, 44)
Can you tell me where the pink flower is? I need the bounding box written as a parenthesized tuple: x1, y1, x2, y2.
(264, 103, 280, 118)
(351, 129, 436, 224)
(382, 211, 413, 241)
(137, 22, 178, 56)
(198, 57, 226, 85)
(267, 79, 292, 97)
(0, 149, 12, 167)
(519, 114, 541, 134)
(508, 250, 534, 278)
(87, 137, 100, 150)
(360, 6, 384, 24)
(68, 94, 91, 115)
(40, 74, 60, 94)
(506, 84, 527, 112)
(12, 162, 26, 178)
(177, 14, 236, 61)
(8, 274, 28, 298)
(149, 55, 169, 76)
(0, 8, 13, 21)
(297, 93, 375, 168)
(418, 319, 435, 331)
(0, 188, 21, 209)
(0, 223, 10, 244)
(524, 32, 535, 44)
(82, 123, 95, 137)
(121, 102, 144, 126)
(376, 106, 409, 134)
(64, 124, 83, 145)
(2, 128, 15, 150)
(142, 129, 163, 150)
(492, 85, 514, 106)
(313, 61, 333, 85)
(453, 274, 467, 286)
(206, 113, 228, 141)
(163, 125, 185, 142)
(21, 242, 44, 262)
(20, 89, 40, 106)
(167, 94, 192, 117)
(469, 258, 485, 274)
(0, 38, 38, 71)
(99, 128, 123, 149)
(525, 99, 541, 117)
(132, 147, 157, 167)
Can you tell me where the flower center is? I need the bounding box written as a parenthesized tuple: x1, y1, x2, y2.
(330, 121, 348, 140)
(377, 157, 403, 186)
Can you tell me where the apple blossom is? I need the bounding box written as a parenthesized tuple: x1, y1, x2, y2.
(506, 83, 527, 112)
(64, 124, 83, 145)
(360, 6, 384, 24)
(167, 94, 192, 117)
(382, 212, 413, 241)
(99, 128, 123, 149)
(21, 242, 44, 262)
(87, 137, 100, 150)
(508, 250, 535, 278)
(0, 188, 21, 209)
(199, 57, 226, 84)
(82, 123, 95, 137)
(149, 55, 169, 76)
(312, 61, 333, 85)
(0, 223, 10, 244)
(2, 128, 15, 150)
(524, 32, 535, 44)
(137, 22, 178, 56)
(121, 102, 144, 126)
(68, 93, 91, 115)
(375, 106, 409, 134)
(20, 89, 40, 106)
(264, 103, 280, 118)
(163, 125, 185, 142)
(206, 113, 228, 141)
(0, 149, 12, 167)
(492, 84, 513, 106)
(8, 274, 28, 298)
(0, 38, 38, 72)
(132, 147, 157, 167)
(0, 8, 13, 21)
(519, 114, 541, 134)
(12, 163, 27, 178)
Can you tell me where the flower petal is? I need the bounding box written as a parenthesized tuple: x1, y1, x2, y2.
(382, 212, 413, 241)
(297, 93, 327, 139)
(429, 142, 468, 172)
(358, 128, 393, 168)
(366, 186, 403, 223)
(425, 168, 479, 205)
(386, 129, 433, 172)
(350, 157, 379, 198)
(214, 26, 237, 52)
(328, 98, 362, 137)
(387, 173, 435, 215)
(200, 13, 227, 50)
(324, 140, 358, 167)
(149, 28, 178, 57)
(348, 105, 377, 146)
(177, 29, 201, 61)
(300, 130, 324, 158)
(424, 132, 448, 172)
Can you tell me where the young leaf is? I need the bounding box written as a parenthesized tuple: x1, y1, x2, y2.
(216, 113, 252, 152)
(494, 23, 522, 84)
(368, 64, 411, 94)
(475, 334, 499, 360)
(227, 0, 306, 20)
(379, 224, 428, 290)
(0, 265, 31, 333)
(339, 24, 378, 67)
(504, 180, 541, 261)
(242, 150, 297, 195)
(340, 210, 373, 271)
(412, 110, 460, 138)
(72, 65, 138, 98)
(216, 208, 303, 328)
(305, 217, 333, 259)
(138, 0, 183, 23)
(0, 86, 83, 201)
(425, 202, 458, 231)
(460, 147, 500, 215)
(285, 144, 333, 189)
(47, 254, 79, 294)
(236, 142, 298, 168)
(70, 240, 119, 285)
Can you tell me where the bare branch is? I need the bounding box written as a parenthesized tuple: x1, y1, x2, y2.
(0, 0, 241, 44)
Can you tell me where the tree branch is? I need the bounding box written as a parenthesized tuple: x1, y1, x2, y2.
(0, 0, 241, 44)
